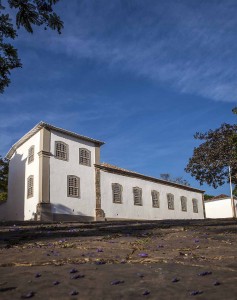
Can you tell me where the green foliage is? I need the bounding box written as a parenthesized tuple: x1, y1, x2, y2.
(204, 194, 214, 200)
(160, 173, 190, 186)
(0, 156, 9, 193)
(185, 123, 237, 188)
(0, 0, 63, 93)
(0, 192, 7, 202)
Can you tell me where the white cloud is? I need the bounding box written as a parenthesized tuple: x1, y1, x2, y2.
(40, 0, 237, 103)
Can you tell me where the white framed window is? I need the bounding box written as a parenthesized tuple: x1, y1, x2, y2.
(167, 193, 174, 210)
(133, 187, 142, 206)
(181, 196, 187, 212)
(112, 183, 122, 204)
(192, 198, 198, 213)
(151, 190, 160, 208)
(28, 146, 34, 164)
(79, 148, 91, 166)
(27, 175, 34, 198)
(67, 175, 80, 198)
(55, 141, 68, 161)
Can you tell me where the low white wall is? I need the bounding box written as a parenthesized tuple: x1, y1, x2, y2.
(50, 130, 97, 218)
(205, 198, 236, 218)
(100, 171, 204, 220)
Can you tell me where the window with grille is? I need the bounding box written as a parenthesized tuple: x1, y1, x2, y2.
(55, 141, 68, 161)
(27, 176, 34, 198)
(67, 175, 80, 198)
(192, 198, 198, 213)
(181, 196, 187, 211)
(133, 187, 142, 206)
(79, 148, 91, 166)
(28, 146, 34, 164)
(167, 193, 174, 210)
(112, 183, 122, 204)
(151, 190, 160, 208)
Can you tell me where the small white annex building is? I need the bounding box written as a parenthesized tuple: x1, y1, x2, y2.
(204, 194, 237, 219)
(0, 122, 205, 221)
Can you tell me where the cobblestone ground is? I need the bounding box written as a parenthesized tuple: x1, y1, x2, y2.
(0, 219, 237, 299)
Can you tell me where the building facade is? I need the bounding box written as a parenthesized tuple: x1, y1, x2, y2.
(0, 122, 205, 221)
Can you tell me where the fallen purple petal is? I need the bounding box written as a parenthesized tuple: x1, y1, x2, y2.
(70, 290, 78, 296)
(97, 248, 103, 252)
(111, 280, 124, 285)
(190, 290, 203, 296)
(35, 273, 41, 278)
(69, 268, 78, 274)
(142, 290, 150, 296)
(172, 278, 180, 283)
(198, 271, 212, 276)
(137, 273, 144, 278)
(213, 281, 221, 286)
(139, 253, 148, 258)
(53, 281, 60, 285)
(21, 291, 35, 298)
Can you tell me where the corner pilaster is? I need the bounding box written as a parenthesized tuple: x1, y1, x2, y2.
(95, 167, 105, 221)
(37, 128, 52, 221)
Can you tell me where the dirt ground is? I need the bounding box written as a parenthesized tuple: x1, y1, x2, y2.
(0, 219, 237, 299)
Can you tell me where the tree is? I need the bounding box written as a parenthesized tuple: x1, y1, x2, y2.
(185, 123, 237, 189)
(160, 173, 190, 186)
(0, 0, 63, 93)
(0, 155, 9, 201)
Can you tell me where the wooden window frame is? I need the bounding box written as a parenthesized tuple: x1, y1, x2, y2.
(192, 198, 198, 213)
(112, 183, 122, 204)
(133, 187, 143, 206)
(67, 175, 80, 198)
(151, 190, 160, 208)
(79, 148, 91, 166)
(55, 141, 68, 161)
(27, 175, 34, 198)
(181, 196, 187, 212)
(28, 145, 34, 164)
(167, 193, 174, 210)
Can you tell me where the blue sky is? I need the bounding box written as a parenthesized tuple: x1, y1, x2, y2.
(0, 0, 236, 195)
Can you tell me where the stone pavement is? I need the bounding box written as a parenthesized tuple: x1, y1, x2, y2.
(0, 219, 236, 299)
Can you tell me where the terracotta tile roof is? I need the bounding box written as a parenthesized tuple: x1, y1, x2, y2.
(96, 163, 205, 193)
(210, 194, 229, 200)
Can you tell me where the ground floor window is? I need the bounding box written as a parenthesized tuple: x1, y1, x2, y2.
(68, 175, 80, 198)
(27, 175, 34, 198)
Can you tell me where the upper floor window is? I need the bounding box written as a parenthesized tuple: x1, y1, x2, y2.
(79, 148, 91, 166)
(112, 183, 122, 204)
(27, 175, 34, 198)
(67, 175, 80, 198)
(133, 187, 142, 206)
(28, 146, 34, 164)
(167, 193, 174, 210)
(181, 196, 187, 212)
(151, 190, 160, 208)
(192, 198, 198, 213)
(55, 141, 68, 161)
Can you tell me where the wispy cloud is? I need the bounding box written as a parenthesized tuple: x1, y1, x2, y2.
(31, 0, 237, 103)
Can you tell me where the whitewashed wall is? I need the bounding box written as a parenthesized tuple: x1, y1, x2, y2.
(100, 171, 204, 220)
(50, 130, 96, 218)
(1, 131, 41, 221)
(205, 198, 237, 218)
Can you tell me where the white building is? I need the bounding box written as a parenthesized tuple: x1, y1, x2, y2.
(0, 122, 205, 221)
(204, 194, 237, 219)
